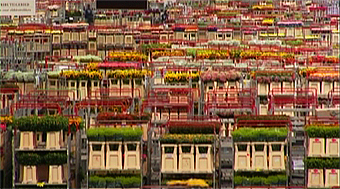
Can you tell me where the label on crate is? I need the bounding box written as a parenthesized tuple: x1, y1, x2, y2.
(201, 154, 207, 158)
(0, 0, 35, 16)
(166, 154, 173, 158)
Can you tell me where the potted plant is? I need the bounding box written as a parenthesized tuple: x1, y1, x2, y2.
(87, 128, 99, 141)
(105, 177, 116, 188)
(96, 177, 106, 188)
(89, 176, 99, 188)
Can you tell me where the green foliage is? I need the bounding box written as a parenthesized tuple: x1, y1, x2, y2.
(141, 43, 172, 54)
(305, 158, 340, 169)
(15, 116, 69, 132)
(73, 55, 102, 63)
(17, 152, 67, 165)
(86, 127, 143, 141)
(234, 175, 287, 186)
(232, 128, 287, 142)
(160, 134, 215, 144)
(43, 153, 68, 165)
(305, 126, 340, 138)
(16, 153, 41, 165)
(89, 176, 141, 188)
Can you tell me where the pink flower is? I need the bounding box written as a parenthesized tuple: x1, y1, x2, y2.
(219, 72, 227, 83)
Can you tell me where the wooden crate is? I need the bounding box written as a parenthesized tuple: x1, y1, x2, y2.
(52, 34, 61, 44)
(124, 142, 140, 170)
(195, 145, 213, 173)
(20, 131, 34, 150)
(234, 142, 251, 171)
(89, 142, 105, 170)
(48, 165, 63, 184)
(308, 138, 325, 157)
(178, 144, 194, 172)
(251, 142, 268, 170)
(268, 142, 285, 171)
(46, 131, 61, 150)
(62, 32, 70, 43)
(106, 142, 122, 170)
(325, 169, 340, 187)
(258, 83, 269, 95)
(308, 169, 324, 188)
(22, 165, 37, 184)
(326, 138, 339, 157)
(161, 144, 178, 173)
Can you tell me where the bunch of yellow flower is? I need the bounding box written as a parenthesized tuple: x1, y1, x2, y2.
(164, 71, 200, 83)
(60, 70, 103, 80)
(69, 117, 82, 126)
(107, 69, 151, 79)
(0, 116, 13, 124)
(86, 63, 99, 71)
(109, 52, 147, 62)
(152, 50, 185, 58)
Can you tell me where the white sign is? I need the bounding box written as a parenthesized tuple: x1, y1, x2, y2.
(0, 0, 35, 16)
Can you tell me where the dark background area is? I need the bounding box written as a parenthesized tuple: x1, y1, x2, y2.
(96, 0, 148, 10)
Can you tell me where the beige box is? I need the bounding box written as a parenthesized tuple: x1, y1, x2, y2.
(70, 49, 77, 56)
(22, 165, 37, 184)
(308, 169, 325, 188)
(78, 80, 88, 100)
(162, 144, 178, 172)
(252, 142, 268, 171)
(325, 169, 340, 187)
(72, 32, 79, 41)
(115, 34, 124, 45)
(179, 96, 188, 104)
(326, 138, 340, 157)
(67, 80, 77, 100)
(309, 81, 321, 95)
(258, 83, 269, 95)
(260, 104, 268, 115)
(20, 131, 34, 150)
(234, 142, 251, 171)
(47, 79, 58, 96)
(109, 79, 120, 95)
(106, 142, 122, 170)
(62, 32, 70, 43)
(89, 142, 105, 170)
(48, 165, 63, 184)
(106, 35, 114, 45)
(124, 142, 140, 170)
(52, 35, 61, 44)
(78, 49, 86, 56)
(268, 142, 285, 171)
(61, 49, 69, 56)
(308, 138, 325, 157)
(195, 145, 213, 173)
(98, 35, 105, 45)
(322, 82, 333, 95)
(46, 131, 61, 150)
(88, 41, 97, 51)
(90, 80, 101, 99)
(178, 144, 194, 172)
(80, 32, 87, 42)
(169, 96, 179, 104)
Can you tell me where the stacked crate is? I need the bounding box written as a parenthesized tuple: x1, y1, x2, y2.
(306, 124, 340, 188)
(233, 116, 289, 187)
